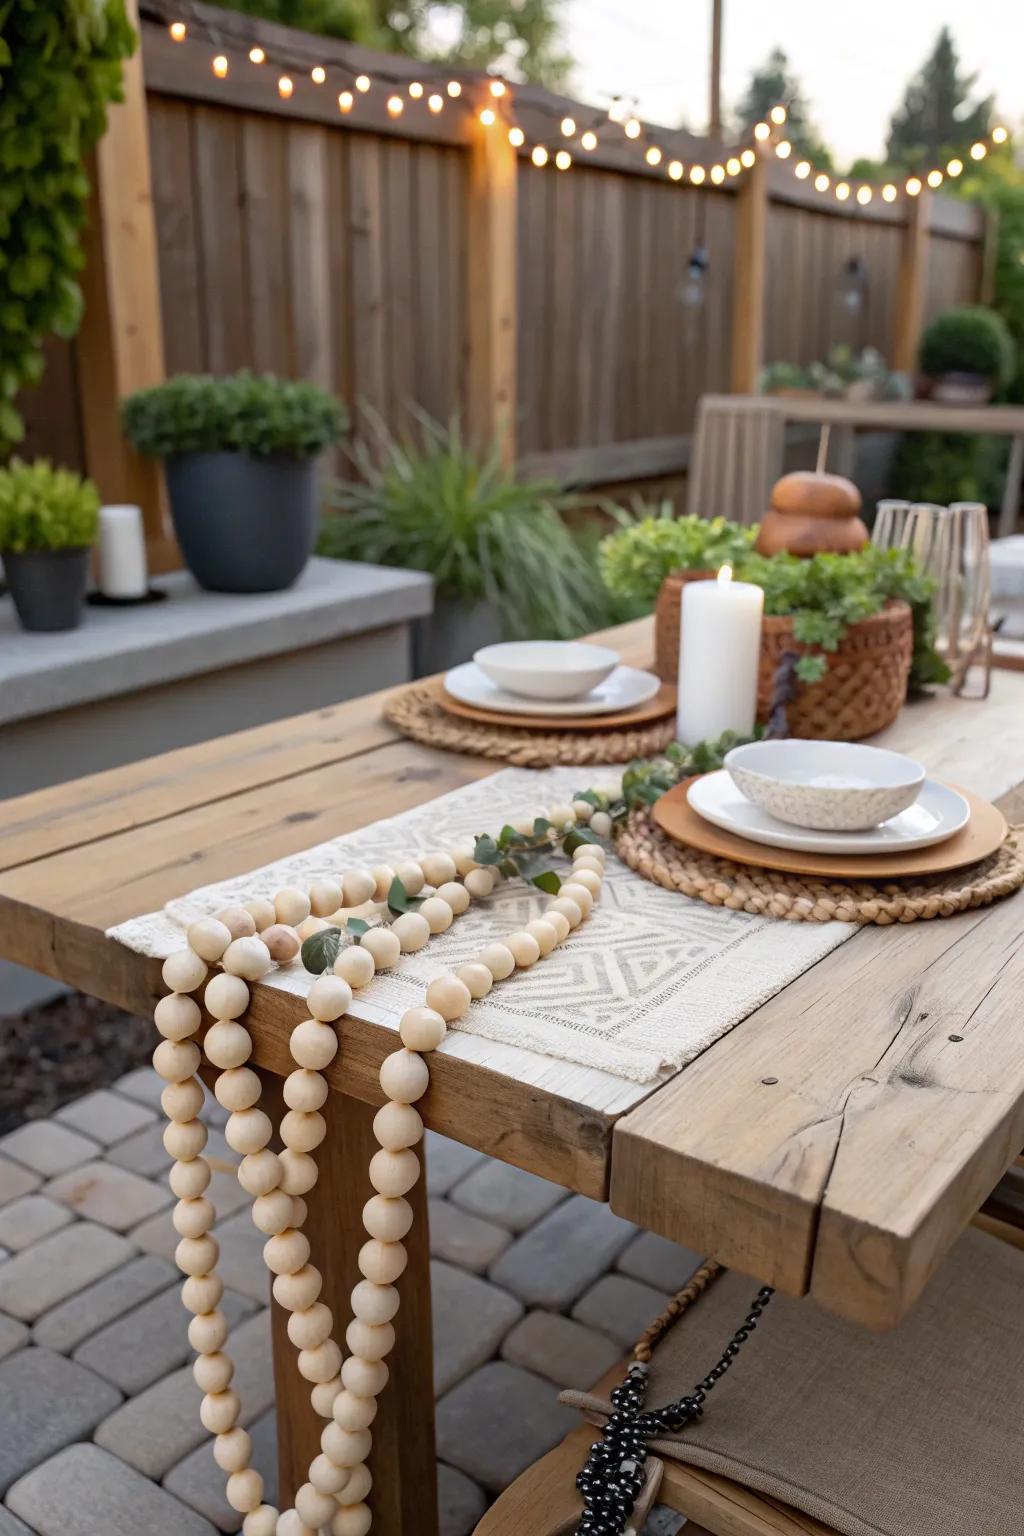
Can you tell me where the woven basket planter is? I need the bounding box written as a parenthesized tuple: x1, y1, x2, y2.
(654, 569, 715, 683)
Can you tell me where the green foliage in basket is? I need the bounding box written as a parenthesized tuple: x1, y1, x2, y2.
(598, 504, 758, 605)
(319, 413, 614, 640)
(121, 372, 347, 460)
(0, 1, 134, 456)
(920, 306, 1016, 387)
(0, 459, 99, 552)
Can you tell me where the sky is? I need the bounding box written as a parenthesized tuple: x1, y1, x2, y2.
(562, 0, 1022, 165)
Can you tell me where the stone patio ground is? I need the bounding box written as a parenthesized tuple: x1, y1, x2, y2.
(0, 1068, 702, 1535)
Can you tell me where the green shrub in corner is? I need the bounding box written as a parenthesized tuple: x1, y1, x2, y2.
(0, 2, 134, 455)
(598, 506, 758, 606)
(121, 372, 347, 460)
(0, 459, 100, 552)
(920, 306, 1016, 388)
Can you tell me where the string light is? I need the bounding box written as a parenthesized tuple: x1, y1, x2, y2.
(668, 160, 684, 180)
(428, 93, 443, 113)
(409, 81, 423, 99)
(624, 118, 641, 139)
(775, 140, 792, 158)
(531, 145, 548, 167)
(212, 54, 228, 78)
(338, 91, 353, 113)
(815, 172, 830, 191)
(927, 168, 943, 188)
(248, 45, 265, 64)
(489, 79, 506, 98)
(740, 148, 756, 168)
(645, 146, 662, 166)
(770, 104, 787, 124)
(882, 183, 897, 201)
(993, 126, 1008, 144)
(608, 98, 626, 123)
(555, 149, 572, 170)
(857, 185, 872, 204)
(690, 165, 706, 184)
(508, 126, 525, 147)
(710, 163, 725, 183)
(727, 156, 742, 176)
(479, 106, 495, 125)
(581, 130, 598, 151)
(278, 74, 293, 98)
(355, 73, 370, 92)
(835, 181, 850, 200)
(947, 157, 963, 177)
(561, 116, 576, 136)
(970, 141, 986, 160)
(794, 160, 811, 179)
(169, 21, 187, 41)
(906, 176, 922, 196)
(389, 94, 405, 116)
(447, 80, 461, 97)
(311, 65, 326, 84)
(754, 121, 770, 141)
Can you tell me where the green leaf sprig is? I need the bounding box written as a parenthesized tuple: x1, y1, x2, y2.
(472, 817, 607, 895)
(300, 915, 371, 975)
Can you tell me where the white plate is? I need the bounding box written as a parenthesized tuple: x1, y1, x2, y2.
(687, 770, 970, 854)
(444, 662, 662, 717)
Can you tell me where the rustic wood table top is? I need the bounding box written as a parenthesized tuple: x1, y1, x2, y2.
(3, 616, 1024, 1334)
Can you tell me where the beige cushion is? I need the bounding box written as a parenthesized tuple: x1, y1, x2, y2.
(563, 1228, 1024, 1536)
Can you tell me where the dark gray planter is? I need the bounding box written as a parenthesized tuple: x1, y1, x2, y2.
(413, 597, 503, 676)
(165, 451, 318, 593)
(4, 547, 91, 632)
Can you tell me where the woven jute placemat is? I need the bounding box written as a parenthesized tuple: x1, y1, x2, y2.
(384, 683, 676, 767)
(616, 808, 1024, 924)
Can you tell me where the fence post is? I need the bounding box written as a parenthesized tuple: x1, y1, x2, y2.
(892, 189, 930, 375)
(730, 154, 768, 393)
(466, 100, 518, 467)
(77, 0, 176, 570)
(980, 204, 1000, 305)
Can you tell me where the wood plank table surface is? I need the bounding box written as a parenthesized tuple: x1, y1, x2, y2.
(3, 615, 1024, 1529)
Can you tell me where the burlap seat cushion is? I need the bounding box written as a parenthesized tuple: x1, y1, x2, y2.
(563, 1228, 1024, 1536)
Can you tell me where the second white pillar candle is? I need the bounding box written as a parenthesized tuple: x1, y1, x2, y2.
(677, 566, 764, 745)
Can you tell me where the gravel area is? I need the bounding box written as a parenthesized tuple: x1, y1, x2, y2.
(0, 995, 152, 1135)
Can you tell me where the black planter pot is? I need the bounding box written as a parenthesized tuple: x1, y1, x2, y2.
(4, 547, 91, 632)
(165, 451, 319, 594)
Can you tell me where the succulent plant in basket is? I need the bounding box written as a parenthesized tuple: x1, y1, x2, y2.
(0, 460, 99, 632)
(121, 372, 346, 593)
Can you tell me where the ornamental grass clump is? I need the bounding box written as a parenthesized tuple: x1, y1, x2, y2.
(121, 371, 346, 460)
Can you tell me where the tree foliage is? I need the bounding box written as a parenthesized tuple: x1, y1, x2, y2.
(732, 47, 832, 168)
(885, 25, 991, 168)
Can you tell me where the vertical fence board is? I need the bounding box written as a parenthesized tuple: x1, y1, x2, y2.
(191, 103, 249, 373)
(287, 123, 334, 391)
(347, 135, 388, 421)
(241, 115, 294, 372)
(148, 96, 205, 375)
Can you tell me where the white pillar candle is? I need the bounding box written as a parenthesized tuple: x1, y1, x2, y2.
(677, 565, 764, 744)
(98, 503, 148, 599)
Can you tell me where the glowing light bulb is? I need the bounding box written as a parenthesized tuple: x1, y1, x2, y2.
(249, 46, 265, 63)
(710, 163, 725, 183)
(770, 105, 787, 124)
(561, 116, 576, 136)
(927, 168, 943, 188)
(970, 141, 986, 160)
(278, 74, 293, 99)
(409, 81, 423, 99)
(388, 95, 404, 116)
(212, 54, 228, 78)
(668, 160, 683, 180)
(882, 183, 897, 201)
(338, 91, 353, 113)
(690, 165, 706, 184)
(555, 149, 572, 170)
(311, 65, 326, 84)
(775, 140, 792, 159)
(645, 146, 662, 166)
(753, 121, 770, 141)
(814, 172, 830, 191)
(479, 106, 495, 125)
(993, 126, 1008, 144)
(531, 145, 548, 167)
(947, 157, 963, 177)
(740, 148, 756, 168)
(857, 185, 872, 204)
(905, 176, 922, 196)
(624, 118, 641, 139)
(428, 93, 443, 113)
(489, 79, 506, 98)
(508, 127, 525, 147)
(447, 80, 461, 97)
(794, 160, 811, 179)
(581, 130, 597, 151)
(169, 21, 187, 41)
(835, 181, 850, 200)
(608, 98, 626, 123)
(726, 157, 742, 176)
(355, 74, 370, 92)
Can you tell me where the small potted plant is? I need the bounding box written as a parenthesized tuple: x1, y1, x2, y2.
(121, 371, 347, 593)
(0, 460, 99, 632)
(920, 306, 1016, 404)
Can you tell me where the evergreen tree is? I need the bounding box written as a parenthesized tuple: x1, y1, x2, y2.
(733, 46, 832, 168)
(886, 26, 991, 168)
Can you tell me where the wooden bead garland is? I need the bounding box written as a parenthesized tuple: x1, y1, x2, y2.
(154, 816, 607, 1532)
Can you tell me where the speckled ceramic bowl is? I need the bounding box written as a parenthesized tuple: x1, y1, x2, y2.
(724, 740, 926, 832)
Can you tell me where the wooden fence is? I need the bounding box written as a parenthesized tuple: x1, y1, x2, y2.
(20, 0, 990, 557)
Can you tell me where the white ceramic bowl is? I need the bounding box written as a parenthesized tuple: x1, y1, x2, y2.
(473, 641, 620, 701)
(723, 740, 926, 832)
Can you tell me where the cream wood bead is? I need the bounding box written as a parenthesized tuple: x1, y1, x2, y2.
(455, 961, 493, 1000)
(378, 1049, 429, 1104)
(418, 896, 454, 935)
(154, 993, 202, 1042)
(350, 1280, 400, 1326)
(263, 1228, 311, 1276)
(368, 1148, 420, 1198)
(362, 1194, 413, 1243)
(296, 916, 329, 943)
(161, 1077, 205, 1122)
(420, 851, 458, 886)
(200, 1390, 241, 1434)
(215, 1066, 263, 1112)
(560, 881, 594, 916)
(289, 1020, 339, 1072)
(574, 838, 605, 858)
(332, 1389, 377, 1431)
(223, 937, 272, 981)
(188, 917, 233, 962)
(170, 1158, 211, 1200)
(310, 1452, 351, 1495)
(333, 1501, 372, 1535)
(274, 887, 311, 926)
(342, 869, 377, 906)
(276, 1512, 314, 1536)
(391, 911, 430, 952)
(549, 895, 583, 928)
(307, 975, 353, 1023)
(571, 856, 604, 879)
(309, 879, 342, 917)
(333, 946, 375, 989)
(294, 1482, 337, 1529)
(153, 1038, 201, 1082)
(225, 1107, 273, 1155)
(280, 1109, 326, 1153)
(524, 918, 559, 957)
(204, 1018, 253, 1066)
(398, 1006, 447, 1052)
(242, 1506, 278, 1536)
(226, 1469, 265, 1514)
(299, 1339, 343, 1383)
(237, 1149, 283, 1197)
(174, 1196, 215, 1239)
(273, 1264, 322, 1312)
(283, 1069, 328, 1113)
(182, 1274, 224, 1314)
(572, 798, 594, 823)
(162, 950, 208, 994)
(569, 867, 602, 898)
(260, 924, 301, 965)
(547, 802, 576, 829)
(451, 846, 478, 876)
(372, 1101, 423, 1151)
(464, 867, 496, 899)
(359, 928, 401, 969)
(335, 1464, 372, 1507)
(425, 974, 471, 1021)
(477, 941, 515, 980)
(205, 976, 251, 1026)
(213, 1425, 252, 1474)
(194, 1351, 234, 1393)
(278, 1149, 318, 1197)
(506, 930, 541, 968)
(435, 880, 470, 915)
(190, 1309, 230, 1354)
(310, 1375, 343, 1418)
(176, 1234, 219, 1276)
(252, 1189, 298, 1236)
(370, 865, 395, 901)
(589, 811, 613, 837)
(216, 906, 258, 939)
(244, 898, 277, 932)
(545, 910, 571, 943)
(287, 1300, 333, 1350)
(340, 1355, 389, 1398)
(291, 1197, 308, 1229)
(345, 1318, 395, 1361)
(164, 1119, 208, 1161)
(322, 1422, 373, 1467)
(393, 860, 425, 896)
(357, 1239, 407, 1285)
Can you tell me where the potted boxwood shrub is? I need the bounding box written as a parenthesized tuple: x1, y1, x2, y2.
(121, 371, 346, 593)
(0, 460, 99, 632)
(920, 306, 1016, 403)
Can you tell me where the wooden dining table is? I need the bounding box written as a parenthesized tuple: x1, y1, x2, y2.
(2, 615, 1024, 1534)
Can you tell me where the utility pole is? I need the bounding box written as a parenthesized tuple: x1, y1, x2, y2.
(709, 0, 723, 139)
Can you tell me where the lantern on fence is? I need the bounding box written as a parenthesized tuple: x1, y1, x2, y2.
(678, 243, 709, 309)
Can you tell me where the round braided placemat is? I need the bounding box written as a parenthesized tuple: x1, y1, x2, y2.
(384, 683, 676, 767)
(616, 808, 1024, 924)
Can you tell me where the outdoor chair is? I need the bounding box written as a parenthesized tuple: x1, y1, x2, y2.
(476, 1180, 1024, 1536)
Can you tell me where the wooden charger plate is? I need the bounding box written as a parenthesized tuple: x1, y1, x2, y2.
(435, 677, 677, 732)
(653, 779, 1008, 880)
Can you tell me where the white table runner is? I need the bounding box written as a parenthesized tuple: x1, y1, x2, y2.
(109, 767, 851, 1084)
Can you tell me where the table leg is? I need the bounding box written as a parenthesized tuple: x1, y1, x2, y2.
(999, 433, 1024, 538)
(269, 1085, 438, 1533)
